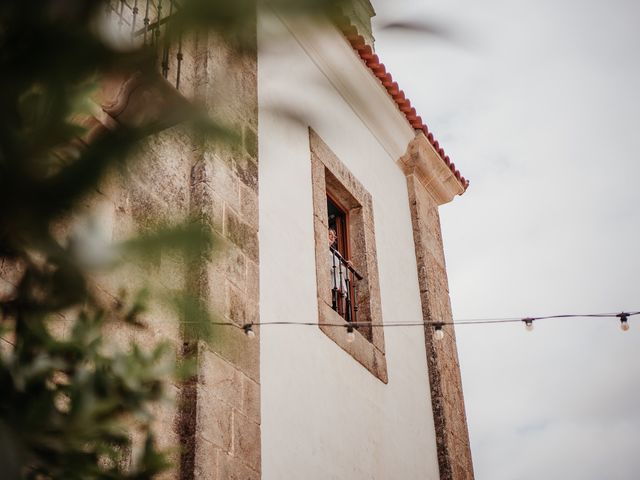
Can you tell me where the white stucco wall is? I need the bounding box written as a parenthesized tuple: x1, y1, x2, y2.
(258, 10, 440, 480)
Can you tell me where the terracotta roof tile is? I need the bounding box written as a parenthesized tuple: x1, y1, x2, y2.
(334, 14, 469, 190)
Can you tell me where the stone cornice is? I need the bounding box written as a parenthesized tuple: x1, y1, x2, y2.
(397, 132, 466, 206)
(98, 71, 191, 132)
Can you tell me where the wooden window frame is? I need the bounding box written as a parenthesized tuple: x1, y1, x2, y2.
(327, 193, 360, 323)
(327, 191, 350, 259)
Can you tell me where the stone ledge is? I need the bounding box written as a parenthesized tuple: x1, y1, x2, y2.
(397, 132, 465, 206)
(318, 303, 388, 383)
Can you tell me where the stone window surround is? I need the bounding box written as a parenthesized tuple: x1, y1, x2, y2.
(310, 128, 387, 383)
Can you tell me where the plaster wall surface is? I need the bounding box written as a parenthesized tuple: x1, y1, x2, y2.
(258, 11, 440, 480)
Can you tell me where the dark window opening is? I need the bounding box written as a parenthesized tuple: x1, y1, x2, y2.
(327, 195, 348, 258)
(327, 195, 361, 324)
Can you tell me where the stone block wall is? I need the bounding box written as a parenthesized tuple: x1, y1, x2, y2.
(102, 125, 195, 477)
(91, 21, 261, 479)
(180, 26, 260, 480)
(0, 10, 260, 480)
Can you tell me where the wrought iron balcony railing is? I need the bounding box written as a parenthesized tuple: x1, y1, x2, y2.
(106, 0, 185, 91)
(330, 246, 363, 324)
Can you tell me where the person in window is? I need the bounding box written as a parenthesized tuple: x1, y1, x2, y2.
(329, 228, 350, 317)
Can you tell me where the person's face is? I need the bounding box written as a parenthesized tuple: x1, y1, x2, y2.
(328, 229, 337, 246)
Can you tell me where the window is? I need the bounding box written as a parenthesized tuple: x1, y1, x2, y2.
(309, 128, 387, 383)
(327, 195, 348, 257)
(327, 194, 360, 323)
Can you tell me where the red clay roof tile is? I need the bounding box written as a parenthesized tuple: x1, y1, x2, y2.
(334, 15, 469, 190)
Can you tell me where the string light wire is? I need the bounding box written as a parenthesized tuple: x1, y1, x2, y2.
(185, 311, 640, 338)
(195, 311, 640, 328)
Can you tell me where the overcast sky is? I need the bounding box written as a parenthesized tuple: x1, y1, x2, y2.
(372, 1, 640, 479)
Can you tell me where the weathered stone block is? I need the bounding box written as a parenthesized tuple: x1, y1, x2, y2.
(199, 349, 242, 408)
(232, 155, 258, 192)
(226, 281, 248, 326)
(215, 242, 247, 292)
(196, 387, 233, 452)
(209, 323, 259, 383)
(202, 261, 227, 317)
(245, 259, 259, 300)
(191, 159, 213, 186)
(204, 152, 240, 211)
(242, 124, 258, 160)
(217, 451, 260, 480)
(310, 157, 327, 223)
(159, 250, 186, 291)
(239, 184, 258, 230)
(191, 182, 224, 235)
(194, 437, 220, 480)
(241, 375, 261, 425)
(224, 207, 258, 262)
(128, 128, 192, 213)
(233, 412, 261, 472)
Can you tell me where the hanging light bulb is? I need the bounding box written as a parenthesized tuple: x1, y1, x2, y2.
(346, 324, 355, 343)
(523, 318, 534, 332)
(243, 324, 256, 339)
(434, 323, 444, 341)
(618, 313, 630, 332)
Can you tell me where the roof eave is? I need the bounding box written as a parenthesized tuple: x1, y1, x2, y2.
(335, 14, 469, 192)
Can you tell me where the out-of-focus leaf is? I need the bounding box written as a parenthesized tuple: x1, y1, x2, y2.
(119, 222, 215, 263)
(171, 293, 215, 345)
(377, 17, 473, 48)
(190, 115, 242, 146)
(378, 19, 452, 36)
(123, 288, 150, 326)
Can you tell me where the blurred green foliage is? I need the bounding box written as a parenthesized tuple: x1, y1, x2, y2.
(0, 0, 349, 478)
(0, 0, 214, 478)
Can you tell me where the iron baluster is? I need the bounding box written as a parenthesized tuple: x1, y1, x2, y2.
(345, 268, 352, 323)
(338, 256, 345, 316)
(161, 0, 173, 79)
(131, 0, 139, 38)
(118, 0, 125, 31)
(176, 32, 183, 90)
(329, 246, 363, 322)
(153, 0, 162, 53)
(142, 0, 150, 44)
(133, 0, 184, 90)
(331, 247, 338, 311)
(353, 284, 359, 324)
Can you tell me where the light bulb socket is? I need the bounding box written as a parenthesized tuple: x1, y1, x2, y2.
(346, 324, 355, 343)
(523, 318, 534, 331)
(618, 313, 630, 332)
(243, 324, 256, 338)
(433, 323, 444, 341)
